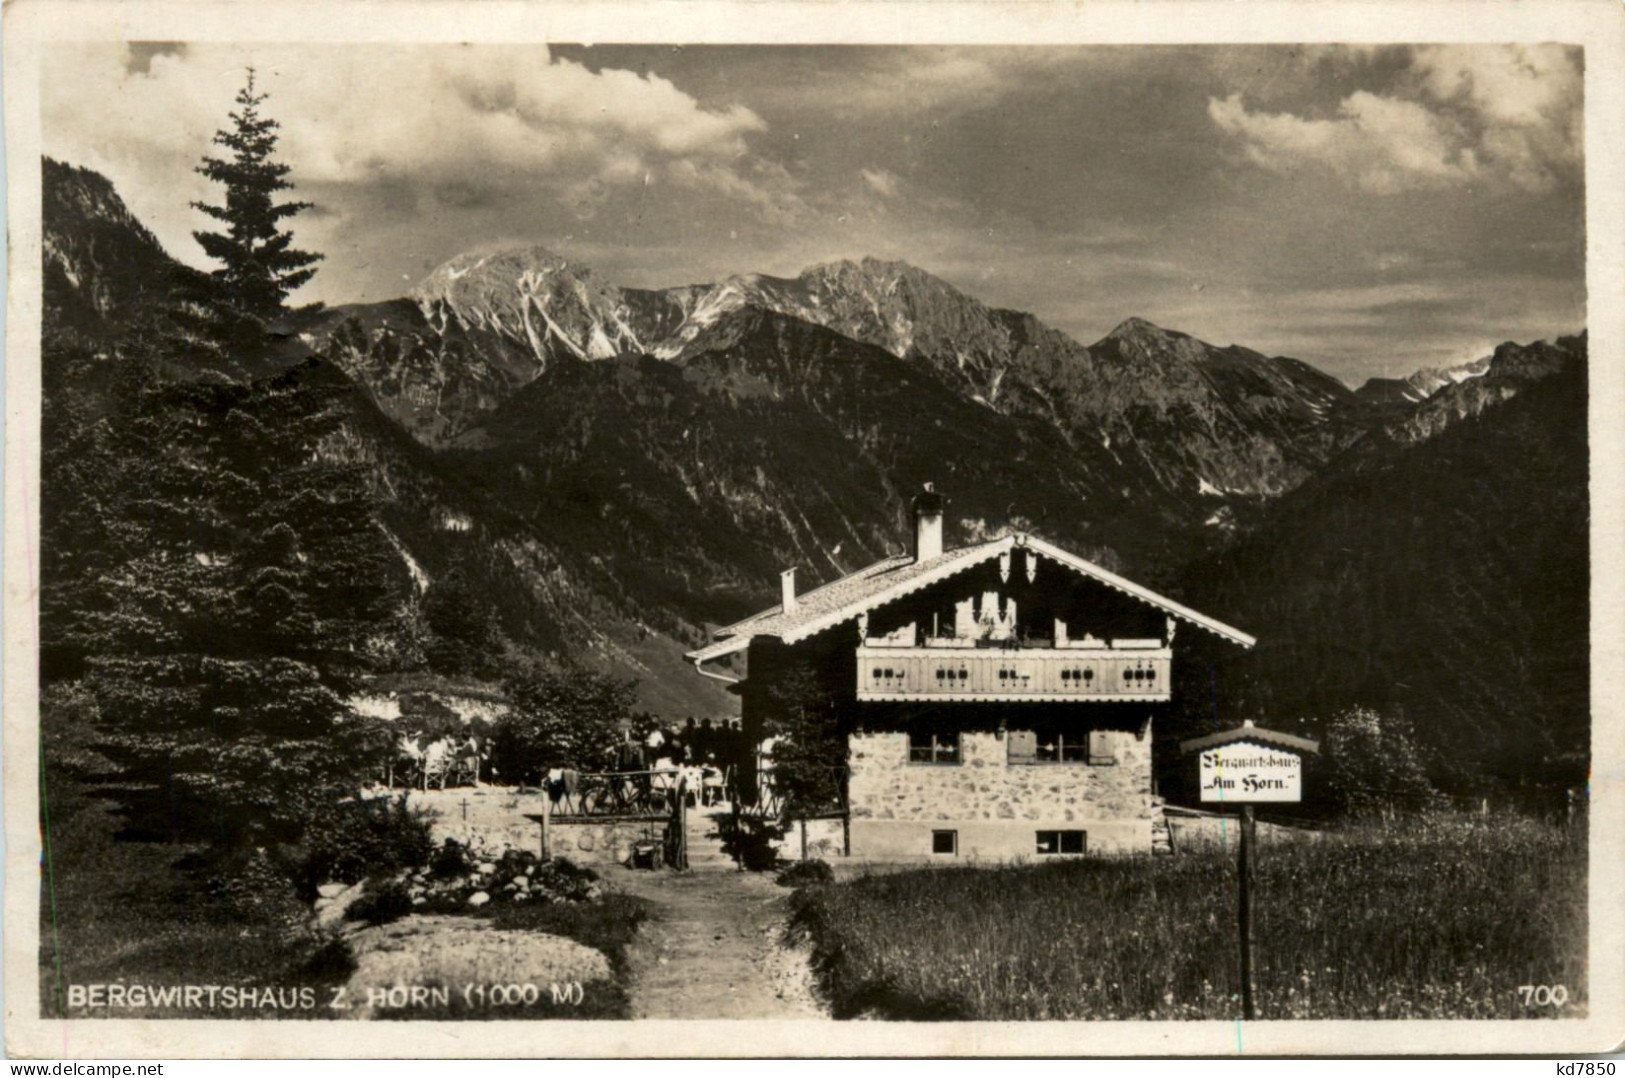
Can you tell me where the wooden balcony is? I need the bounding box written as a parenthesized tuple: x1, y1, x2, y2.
(854, 645, 1171, 702)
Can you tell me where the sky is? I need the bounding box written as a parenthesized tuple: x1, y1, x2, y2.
(44, 42, 1585, 386)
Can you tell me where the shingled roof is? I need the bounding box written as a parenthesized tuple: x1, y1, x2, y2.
(687, 532, 1255, 665)
(1179, 722, 1320, 755)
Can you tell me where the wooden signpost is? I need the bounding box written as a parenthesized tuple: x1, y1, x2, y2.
(1179, 720, 1319, 1021)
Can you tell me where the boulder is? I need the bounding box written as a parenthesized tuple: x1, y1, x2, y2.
(313, 881, 366, 928)
(467, 891, 490, 908)
(342, 916, 612, 1019)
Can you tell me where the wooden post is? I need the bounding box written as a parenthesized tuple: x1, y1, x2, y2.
(800, 818, 808, 861)
(1239, 805, 1257, 1021)
(672, 777, 689, 871)
(842, 813, 851, 858)
(1179, 723, 1318, 1026)
(540, 802, 551, 861)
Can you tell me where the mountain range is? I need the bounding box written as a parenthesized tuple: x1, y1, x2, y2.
(1353, 354, 1493, 406)
(315, 247, 1367, 508)
(39, 156, 1589, 787)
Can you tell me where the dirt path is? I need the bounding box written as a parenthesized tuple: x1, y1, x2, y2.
(605, 866, 825, 1019)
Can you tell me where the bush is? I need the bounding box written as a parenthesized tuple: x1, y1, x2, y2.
(722, 817, 783, 871)
(485, 892, 650, 972)
(492, 664, 635, 783)
(414, 851, 602, 913)
(530, 856, 599, 902)
(286, 934, 357, 985)
(1320, 707, 1443, 817)
(346, 879, 414, 927)
(204, 847, 307, 929)
(298, 795, 434, 893)
(429, 838, 473, 880)
(776, 859, 834, 888)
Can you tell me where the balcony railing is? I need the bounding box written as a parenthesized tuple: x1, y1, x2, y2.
(855, 645, 1171, 702)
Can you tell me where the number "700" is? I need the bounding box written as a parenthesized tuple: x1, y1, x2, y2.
(1518, 984, 1569, 1008)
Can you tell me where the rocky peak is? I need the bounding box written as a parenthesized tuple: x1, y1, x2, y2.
(1094, 316, 1211, 369)
(1484, 338, 1577, 384)
(412, 245, 656, 365)
(43, 157, 179, 333)
(414, 245, 579, 298)
(799, 256, 959, 296)
(1105, 315, 1171, 339)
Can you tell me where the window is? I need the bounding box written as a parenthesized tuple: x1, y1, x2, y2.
(931, 830, 958, 855)
(1035, 733, 1090, 763)
(1036, 830, 1087, 855)
(908, 729, 960, 764)
(1009, 727, 1114, 764)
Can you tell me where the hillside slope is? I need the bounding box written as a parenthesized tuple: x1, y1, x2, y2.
(38, 160, 734, 717)
(1177, 342, 1588, 790)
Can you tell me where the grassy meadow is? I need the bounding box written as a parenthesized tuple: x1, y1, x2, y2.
(788, 813, 1587, 1020)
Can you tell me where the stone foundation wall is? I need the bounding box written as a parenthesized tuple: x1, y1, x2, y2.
(849, 817, 1152, 860)
(771, 817, 848, 860)
(547, 820, 666, 865)
(406, 787, 665, 866)
(848, 727, 1153, 825)
(409, 787, 546, 855)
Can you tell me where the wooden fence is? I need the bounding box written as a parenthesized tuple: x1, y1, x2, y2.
(738, 764, 850, 822)
(544, 768, 686, 821)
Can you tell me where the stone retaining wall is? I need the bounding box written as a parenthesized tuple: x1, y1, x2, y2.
(406, 787, 667, 866)
(547, 820, 667, 865)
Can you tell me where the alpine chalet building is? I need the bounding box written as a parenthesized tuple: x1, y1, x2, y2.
(687, 486, 1255, 860)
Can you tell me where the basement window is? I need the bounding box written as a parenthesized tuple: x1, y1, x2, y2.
(931, 830, 958, 856)
(1036, 830, 1087, 855)
(908, 730, 961, 764)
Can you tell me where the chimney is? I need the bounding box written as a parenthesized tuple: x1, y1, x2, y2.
(912, 482, 945, 562)
(781, 567, 799, 612)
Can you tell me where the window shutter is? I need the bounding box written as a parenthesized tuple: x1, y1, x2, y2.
(1088, 730, 1116, 765)
(1008, 729, 1037, 763)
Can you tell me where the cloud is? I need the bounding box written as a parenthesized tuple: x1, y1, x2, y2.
(1410, 44, 1582, 191)
(123, 41, 186, 75)
(860, 168, 901, 198)
(1208, 44, 1580, 193)
(752, 47, 1089, 119)
(43, 42, 800, 266)
(1209, 90, 1475, 193)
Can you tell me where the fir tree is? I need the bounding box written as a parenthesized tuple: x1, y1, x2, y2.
(79, 366, 401, 846)
(191, 69, 321, 323)
(761, 665, 849, 817)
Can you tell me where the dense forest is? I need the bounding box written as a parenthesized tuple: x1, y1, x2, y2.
(1174, 341, 1588, 796)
